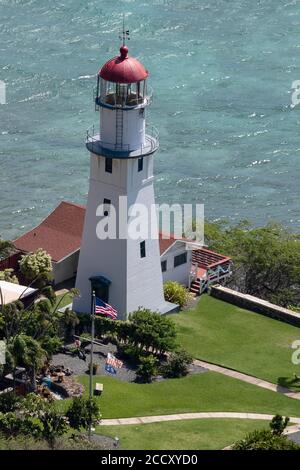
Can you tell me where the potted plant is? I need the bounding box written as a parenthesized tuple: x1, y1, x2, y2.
(90, 363, 98, 375)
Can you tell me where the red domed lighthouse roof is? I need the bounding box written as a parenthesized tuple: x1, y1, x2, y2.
(99, 46, 149, 84)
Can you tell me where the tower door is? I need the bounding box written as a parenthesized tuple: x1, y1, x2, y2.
(89, 275, 111, 303)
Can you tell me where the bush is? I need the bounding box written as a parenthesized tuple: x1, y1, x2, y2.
(41, 335, 63, 359)
(0, 392, 20, 413)
(232, 428, 300, 450)
(164, 281, 189, 309)
(38, 409, 69, 449)
(162, 349, 193, 378)
(232, 415, 299, 450)
(129, 308, 177, 354)
(270, 415, 289, 435)
(0, 268, 19, 284)
(117, 344, 141, 364)
(0, 435, 108, 450)
(19, 248, 52, 282)
(136, 355, 158, 383)
(0, 411, 41, 439)
(205, 220, 300, 307)
(66, 397, 101, 431)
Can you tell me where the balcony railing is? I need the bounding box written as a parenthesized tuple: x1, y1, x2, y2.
(85, 123, 159, 158)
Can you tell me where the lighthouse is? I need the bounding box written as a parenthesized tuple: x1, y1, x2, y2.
(73, 42, 174, 318)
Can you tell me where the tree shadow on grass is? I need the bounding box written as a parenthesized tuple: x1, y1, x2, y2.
(277, 376, 300, 392)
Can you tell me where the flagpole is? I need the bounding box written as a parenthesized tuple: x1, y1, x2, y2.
(88, 290, 96, 440)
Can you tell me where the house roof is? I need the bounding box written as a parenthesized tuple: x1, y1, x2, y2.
(192, 247, 231, 269)
(13, 202, 230, 265)
(13, 202, 188, 261)
(13, 202, 86, 262)
(158, 232, 187, 256)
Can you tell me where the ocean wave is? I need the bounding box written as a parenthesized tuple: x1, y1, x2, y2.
(18, 91, 51, 103)
(247, 159, 271, 167)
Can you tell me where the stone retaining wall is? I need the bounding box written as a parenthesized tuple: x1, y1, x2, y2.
(210, 285, 300, 327)
(51, 376, 84, 398)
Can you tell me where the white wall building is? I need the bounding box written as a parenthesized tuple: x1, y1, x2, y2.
(10, 46, 232, 316)
(73, 43, 177, 319)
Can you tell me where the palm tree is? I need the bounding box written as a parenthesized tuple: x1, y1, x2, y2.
(7, 334, 45, 391)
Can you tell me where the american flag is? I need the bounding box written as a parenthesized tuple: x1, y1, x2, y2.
(107, 352, 123, 369)
(95, 297, 118, 320)
(105, 363, 116, 375)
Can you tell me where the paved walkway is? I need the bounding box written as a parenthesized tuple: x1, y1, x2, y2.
(99, 360, 300, 427)
(193, 359, 300, 400)
(100, 412, 300, 426)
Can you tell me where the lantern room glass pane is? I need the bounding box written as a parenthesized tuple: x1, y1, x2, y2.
(99, 78, 146, 107)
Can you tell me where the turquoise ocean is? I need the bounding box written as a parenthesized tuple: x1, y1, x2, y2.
(0, 0, 300, 240)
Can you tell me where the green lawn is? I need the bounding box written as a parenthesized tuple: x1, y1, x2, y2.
(56, 371, 300, 419)
(170, 295, 300, 389)
(98, 418, 268, 450)
(55, 291, 73, 309)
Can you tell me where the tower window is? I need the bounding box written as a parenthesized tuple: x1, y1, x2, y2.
(161, 260, 167, 272)
(140, 241, 146, 258)
(174, 252, 187, 268)
(138, 157, 144, 172)
(103, 198, 111, 217)
(105, 158, 113, 173)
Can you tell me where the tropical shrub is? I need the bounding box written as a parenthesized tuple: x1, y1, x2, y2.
(0, 392, 20, 413)
(232, 429, 300, 450)
(0, 239, 14, 260)
(136, 355, 158, 383)
(161, 349, 193, 378)
(204, 220, 300, 307)
(129, 308, 177, 354)
(117, 344, 140, 363)
(270, 415, 290, 435)
(0, 268, 19, 284)
(19, 248, 52, 282)
(0, 411, 41, 439)
(164, 281, 189, 309)
(66, 397, 101, 431)
(38, 409, 69, 449)
(232, 415, 299, 450)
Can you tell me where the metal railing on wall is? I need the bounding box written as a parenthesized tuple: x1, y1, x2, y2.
(85, 123, 159, 156)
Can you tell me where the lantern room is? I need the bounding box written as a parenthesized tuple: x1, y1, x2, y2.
(96, 46, 149, 107)
(88, 44, 158, 157)
(96, 45, 150, 109)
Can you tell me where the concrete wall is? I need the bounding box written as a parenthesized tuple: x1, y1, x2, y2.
(52, 250, 80, 285)
(161, 242, 192, 286)
(210, 285, 300, 327)
(73, 153, 167, 319)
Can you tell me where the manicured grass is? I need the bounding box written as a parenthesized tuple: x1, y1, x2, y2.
(170, 295, 300, 390)
(99, 418, 267, 450)
(56, 372, 300, 419)
(55, 292, 73, 308)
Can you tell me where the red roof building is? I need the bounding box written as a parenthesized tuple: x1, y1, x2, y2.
(14, 201, 86, 263)
(13, 202, 189, 261)
(10, 201, 232, 292)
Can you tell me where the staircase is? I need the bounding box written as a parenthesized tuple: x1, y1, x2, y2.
(190, 279, 201, 296)
(115, 108, 123, 149)
(190, 277, 209, 296)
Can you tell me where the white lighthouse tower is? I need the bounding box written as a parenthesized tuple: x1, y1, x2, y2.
(73, 42, 174, 319)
